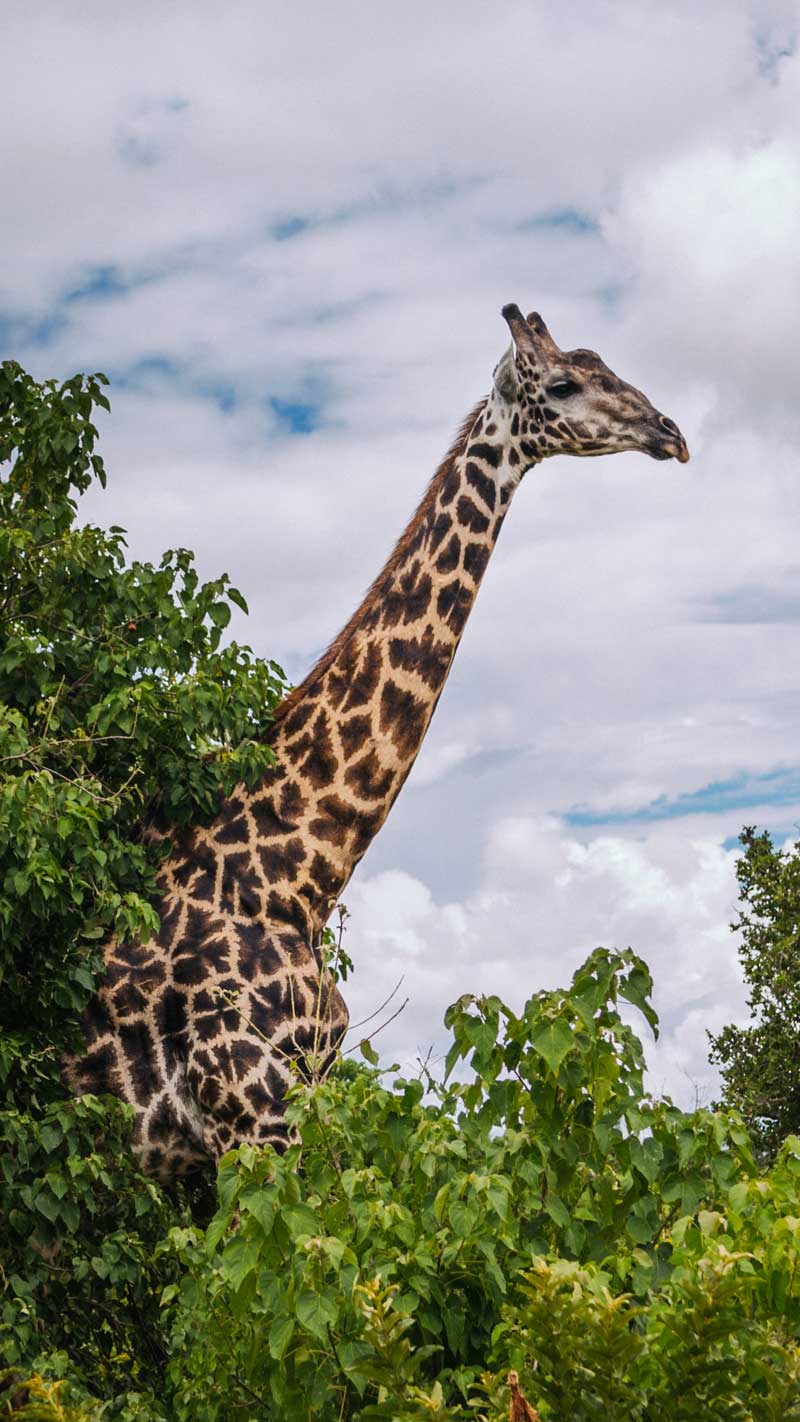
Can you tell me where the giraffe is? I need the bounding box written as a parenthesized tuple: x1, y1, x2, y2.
(64, 304, 689, 1180)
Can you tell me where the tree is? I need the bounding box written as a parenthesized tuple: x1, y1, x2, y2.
(0, 360, 286, 1395)
(709, 826, 800, 1163)
(143, 947, 800, 1421)
(0, 358, 288, 1088)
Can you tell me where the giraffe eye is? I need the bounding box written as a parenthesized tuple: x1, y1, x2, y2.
(547, 379, 582, 399)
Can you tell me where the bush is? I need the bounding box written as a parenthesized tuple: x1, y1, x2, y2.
(155, 948, 800, 1420)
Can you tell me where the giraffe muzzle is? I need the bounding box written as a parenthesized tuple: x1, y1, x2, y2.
(649, 414, 690, 463)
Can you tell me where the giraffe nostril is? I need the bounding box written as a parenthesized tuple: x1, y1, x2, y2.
(659, 415, 680, 437)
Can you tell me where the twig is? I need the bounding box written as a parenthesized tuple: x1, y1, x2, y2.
(341, 997, 409, 1056)
(345, 975, 405, 1035)
(39, 676, 65, 742)
(0, 730, 138, 764)
(232, 1370, 270, 1409)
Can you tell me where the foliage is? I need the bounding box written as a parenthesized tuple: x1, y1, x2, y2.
(149, 948, 800, 1421)
(4, 937, 800, 1419)
(0, 358, 287, 1098)
(0, 1371, 116, 1421)
(709, 826, 800, 1163)
(0, 362, 285, 1403)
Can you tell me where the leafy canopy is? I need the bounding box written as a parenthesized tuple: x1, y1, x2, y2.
(0, 358, 287, 1101)
(709, 827, 800, 1163)
(0, 361, 284, 1403)
(151, 947, 800, 1421)
(8, 943, 800, 1420)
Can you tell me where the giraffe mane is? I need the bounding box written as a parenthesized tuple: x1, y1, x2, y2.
(269, 397, 487, 731)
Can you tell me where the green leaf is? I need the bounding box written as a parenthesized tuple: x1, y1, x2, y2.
(268, 1313, 295, 1360)
(60, 1197, 80, 1233)
(630, 1135, 663, 1183)
(39, 1125, 62, 1154)
(239, 1184, 275, 1235)
(337, 1338, 374, 1379)
(620, 962, 659, 1038)
(283, 1203, 320, 1239)
(295, 1287, 338, 1342)
(220, 1235, 259, 1291)
(46, 1171, 68, 1199)
(448, 1198, 479, 1237)
(544, 1194, 571, 1230)
(209, 601, 231, 630)
(34, 1189, 60, 1223)
(360, 1037, 380, 1066)
(530, 1017, 575, 1073)
(228, 587, 249, 614)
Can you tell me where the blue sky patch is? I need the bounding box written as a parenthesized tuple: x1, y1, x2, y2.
(104, 356, 237, 413)
(517, 208, 599, 237)
(198, 379, 238, 414)
(272, 216, 310, 241)
(564, 766, 800, 828)
(703, 584, 800, 624)
(754, 23, 797, 81)
(114, 354, 179, 385)
(0, 307, 68, 350)
(594, 279, 627, 310)
(2, 262, 167, 358)
(266, 175, 484, 249)
(269, 396, 322, 434)
(64, 264, 130, 304)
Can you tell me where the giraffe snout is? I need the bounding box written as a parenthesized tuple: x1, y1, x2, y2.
(645, 412, 690, 464)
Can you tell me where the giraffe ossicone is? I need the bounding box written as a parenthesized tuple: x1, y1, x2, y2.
(64, 305, 688, 1179)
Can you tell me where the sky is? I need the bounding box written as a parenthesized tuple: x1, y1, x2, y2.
(3, 0, 799, 1105)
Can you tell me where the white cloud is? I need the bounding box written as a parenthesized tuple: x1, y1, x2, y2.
(343, 817, 747, 1106)
(608, 138, 800, 417)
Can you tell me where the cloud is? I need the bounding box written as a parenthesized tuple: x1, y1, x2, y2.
(113, 96, 190, 169)
(0, 2, 780, 317)
(1, 0, 798, 1115)
(609, 138, 800, 420)
(343, 816, 747, 1106)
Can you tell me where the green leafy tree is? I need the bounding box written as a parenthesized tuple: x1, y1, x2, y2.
(709, 826, 800, 1163)
(156, 948, 800, 1421)
(0, 360, 286, 1401)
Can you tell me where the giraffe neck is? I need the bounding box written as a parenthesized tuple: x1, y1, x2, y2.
(232, 390, 531, 936)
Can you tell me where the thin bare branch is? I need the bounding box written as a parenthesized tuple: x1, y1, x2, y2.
(345, 975, 405, 1035)
(342, 997, 409, 1057)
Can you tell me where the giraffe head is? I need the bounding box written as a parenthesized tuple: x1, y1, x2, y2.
(494, 303, 689, 465)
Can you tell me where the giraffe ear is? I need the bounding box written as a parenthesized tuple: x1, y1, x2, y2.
(492, 345, 518, 403)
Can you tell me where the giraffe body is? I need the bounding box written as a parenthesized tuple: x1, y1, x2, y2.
(64, 306, 689, 1178)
